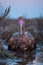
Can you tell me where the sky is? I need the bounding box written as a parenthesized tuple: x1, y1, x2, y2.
(0, 0, 43, 19)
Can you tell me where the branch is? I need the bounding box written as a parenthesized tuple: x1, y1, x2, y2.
(3, 6, 10, 18)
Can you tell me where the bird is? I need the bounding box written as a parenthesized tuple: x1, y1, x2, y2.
(8, 17, 36, 52)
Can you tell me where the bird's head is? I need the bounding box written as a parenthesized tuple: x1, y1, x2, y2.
(18, 17, 24, 27)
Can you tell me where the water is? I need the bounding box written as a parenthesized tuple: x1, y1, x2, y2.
(0, 42, 43, 65)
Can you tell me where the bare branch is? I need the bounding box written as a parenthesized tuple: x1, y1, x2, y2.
(3, 6, 10, 18)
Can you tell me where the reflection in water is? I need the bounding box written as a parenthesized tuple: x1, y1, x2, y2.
(0, 43, 43, 65)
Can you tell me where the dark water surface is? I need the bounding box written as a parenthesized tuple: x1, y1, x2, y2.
(0, 42, 43, 65)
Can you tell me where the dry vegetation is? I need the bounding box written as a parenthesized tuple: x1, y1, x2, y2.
(0, 17, 43, 43)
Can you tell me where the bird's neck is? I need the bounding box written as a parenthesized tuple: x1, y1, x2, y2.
(19, 25, 25, 36)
